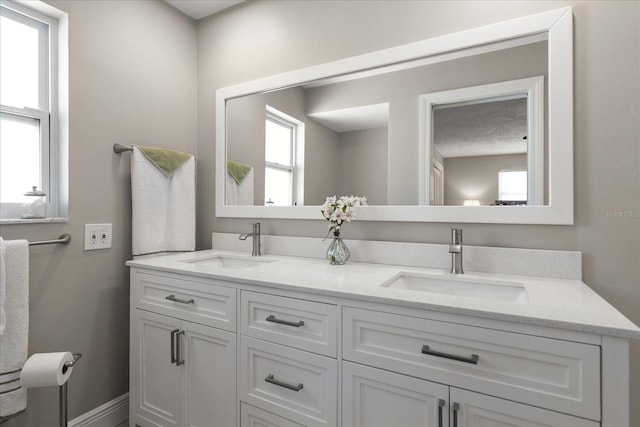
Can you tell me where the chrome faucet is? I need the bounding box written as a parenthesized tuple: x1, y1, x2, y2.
(449, 228, 463, 274)
(239, 222, 261, 256)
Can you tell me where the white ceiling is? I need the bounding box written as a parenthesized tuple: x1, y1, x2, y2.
(307, 104, 389, 133)
(434, 98, 528, 158)
(165, 0, 244, 20)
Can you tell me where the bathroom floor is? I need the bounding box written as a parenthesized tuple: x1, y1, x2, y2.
(115, 421, 128, 427)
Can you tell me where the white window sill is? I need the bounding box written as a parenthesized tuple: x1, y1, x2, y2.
(1, 217, 69, 225)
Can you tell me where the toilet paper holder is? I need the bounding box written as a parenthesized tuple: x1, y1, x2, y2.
(62, 352, 82, 373)
(60, 352, 82, 427)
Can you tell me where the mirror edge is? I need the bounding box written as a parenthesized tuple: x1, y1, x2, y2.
(215, 7, 573, 225)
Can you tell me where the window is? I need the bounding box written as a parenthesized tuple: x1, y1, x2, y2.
(264, 106, 304, 206)
(1, 1, 63, 220)
(498, 170, 528, 203)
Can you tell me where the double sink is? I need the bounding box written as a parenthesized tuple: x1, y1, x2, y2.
(180, 254, 528, 304)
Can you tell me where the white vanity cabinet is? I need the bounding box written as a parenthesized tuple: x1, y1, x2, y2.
(128, 259, 635, 427)
(130, 270, 237, 427)
(342, 307, 601, 427)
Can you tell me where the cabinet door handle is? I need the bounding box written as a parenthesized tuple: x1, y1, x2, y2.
(265, 315, 304, 328)
(170, 329, 179, 364)
(421, 345, 479, 365)
(165, 294, 195, 305)
(437, 398, 445, 427)
(452, 402, 460, 427)
(175, 330, 185, 366)
(264, 374, 303, 392)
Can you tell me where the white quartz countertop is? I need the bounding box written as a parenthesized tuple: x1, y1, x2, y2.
(127, 249, 640, 339)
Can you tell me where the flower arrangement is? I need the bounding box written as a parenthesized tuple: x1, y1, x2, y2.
(320, 195, 368, 236)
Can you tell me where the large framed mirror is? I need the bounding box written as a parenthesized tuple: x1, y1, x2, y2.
(216, 7, 572, 224)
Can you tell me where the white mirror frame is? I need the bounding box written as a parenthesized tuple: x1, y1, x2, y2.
(216, 7, 573, 224)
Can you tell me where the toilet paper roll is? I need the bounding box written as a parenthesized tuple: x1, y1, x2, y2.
(20, 352, 74, 388)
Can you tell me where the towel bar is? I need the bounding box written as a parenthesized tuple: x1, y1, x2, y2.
(113, 143, 133, 153)
(28, 234, 71, 246)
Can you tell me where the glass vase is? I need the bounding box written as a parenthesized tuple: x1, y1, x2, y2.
(326, 230, 350, 265)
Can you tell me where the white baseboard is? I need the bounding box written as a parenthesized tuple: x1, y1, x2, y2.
(68, 393, 128, 427)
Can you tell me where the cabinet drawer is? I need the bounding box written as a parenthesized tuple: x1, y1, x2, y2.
(133, 271, 237, 331)
(241, 403, 306, 427)
(241, 291, 338, 357)
(240, 336, 338, 427)
(343, 307, 600, 421)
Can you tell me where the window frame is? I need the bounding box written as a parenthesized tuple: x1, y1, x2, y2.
(264, 106, 305, 206)
(0, 0, 61, 220)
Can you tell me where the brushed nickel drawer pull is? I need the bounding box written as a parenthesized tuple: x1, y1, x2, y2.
(165, 295, 195, 305)
(265, 374, 304, 392)
(175, 330, 185, 366)
(266, 315, 304, 328)
(421, 345, 479, 365)
(170, 329, 179, 364)
(452, 402, 460, 427)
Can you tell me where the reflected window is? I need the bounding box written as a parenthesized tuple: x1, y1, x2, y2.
(498, 170, 527, 202)
(264, 106, 303, 206)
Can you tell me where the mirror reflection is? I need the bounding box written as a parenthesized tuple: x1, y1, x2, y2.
(425, 74, 547, 207)
(225, 39, 547, 207)
(432, 97, 528, 206)
(433, 97, 529, 206)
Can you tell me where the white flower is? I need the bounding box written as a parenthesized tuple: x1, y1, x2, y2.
(321, 195, 367, 234)
(345, 209, 355, 222)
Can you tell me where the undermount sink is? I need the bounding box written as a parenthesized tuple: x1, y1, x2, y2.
(180, 254, 277, 269)
(380, 272, 528, 303)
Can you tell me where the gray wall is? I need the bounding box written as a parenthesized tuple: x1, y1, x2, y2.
(443, 153, 528, 206)
(336, 127, 388, 205)
(0, 1, 197, 425)
(198, 2, 640, 425)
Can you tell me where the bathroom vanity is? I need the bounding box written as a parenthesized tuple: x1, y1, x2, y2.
(127, 237, 639, 427)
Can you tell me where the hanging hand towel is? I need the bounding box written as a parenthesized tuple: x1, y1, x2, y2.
(0, 239, 29, 421)
(227, 160, 252, 184)
(226, 167, 254, 206)
(132, 146, 196, 256)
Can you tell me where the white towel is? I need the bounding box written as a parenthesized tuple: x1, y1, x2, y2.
(0, 237, 6, 334)
(131, 147, 196, 256)
(225, 168, 254, 206)
(0, 239, 29, 420)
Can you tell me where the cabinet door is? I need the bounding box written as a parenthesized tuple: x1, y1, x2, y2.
(343, 361, 449, 427)
(183, 320, 237, 427)
(450, 388, 599, 427)
(132, 310, 184, 427)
